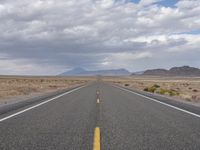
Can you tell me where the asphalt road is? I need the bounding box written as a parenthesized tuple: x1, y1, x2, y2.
(0, 81, 200, 150)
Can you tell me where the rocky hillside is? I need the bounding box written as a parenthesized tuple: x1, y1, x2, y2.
(143, 66, 200, 76)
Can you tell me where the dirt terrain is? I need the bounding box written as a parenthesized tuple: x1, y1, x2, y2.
(1, 75, 200, 106)
(0, 76, 92, 104)
(104, 76, 200, 104)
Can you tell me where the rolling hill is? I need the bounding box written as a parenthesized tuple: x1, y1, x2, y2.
(143, 66, 200, 76)
(60, 67, 131, 76)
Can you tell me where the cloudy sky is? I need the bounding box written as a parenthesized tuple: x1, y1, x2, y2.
(0, 0, 200, 75)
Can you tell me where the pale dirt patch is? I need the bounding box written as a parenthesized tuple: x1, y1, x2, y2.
(0, 76, 93, 105)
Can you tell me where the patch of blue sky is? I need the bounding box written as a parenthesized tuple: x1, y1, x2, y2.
(126, 0, 140, 4)
(179, 30, 200, 35)
(128, 0, 178, 7)
(156, 0, 178, 8)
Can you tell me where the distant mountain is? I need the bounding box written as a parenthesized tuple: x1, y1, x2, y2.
(169, 66, 200, 76)
(143, 66, 200, 76)
(143, 69, 168, 76)
(60, 67, 85, 76)
(60, 67, 131, 76)
(131, 71, 145, 75)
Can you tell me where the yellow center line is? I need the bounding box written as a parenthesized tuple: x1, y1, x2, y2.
(93, 127, 101, 150)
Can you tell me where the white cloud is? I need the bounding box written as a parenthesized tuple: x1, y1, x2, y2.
(100, 52, 153, 69)
(0, 0, 200, 74)
(111, 52, 153, 60)
(0, 57, 64, 75)
(95, 0, 114, 8)
(139, 0, 160, 6)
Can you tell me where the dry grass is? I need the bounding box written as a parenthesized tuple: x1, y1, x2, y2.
(104, 76, 200, 104)
(0, 76, 93, 103)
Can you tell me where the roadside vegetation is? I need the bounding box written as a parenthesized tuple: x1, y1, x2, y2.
(104, 76, 200, 104)
(0, 76, 91, 104)
(143, 84, 180, 96)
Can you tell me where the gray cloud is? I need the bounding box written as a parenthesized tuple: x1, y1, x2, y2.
(0, 0, 200, 75)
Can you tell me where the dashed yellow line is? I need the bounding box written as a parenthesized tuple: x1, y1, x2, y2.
(93, 127, 101, 150)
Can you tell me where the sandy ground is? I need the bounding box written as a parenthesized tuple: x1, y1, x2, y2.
(103, 76, 200, 105)
(0, 76, 93, 105)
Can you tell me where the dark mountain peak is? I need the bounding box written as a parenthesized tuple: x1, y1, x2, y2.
(170, 66, 197, 71)
(143, 68, 168, 75)
(169, 66, 200, 76)
(143, 66, 200, 76)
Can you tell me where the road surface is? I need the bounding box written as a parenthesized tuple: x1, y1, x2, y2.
(0, 81, 200, 150)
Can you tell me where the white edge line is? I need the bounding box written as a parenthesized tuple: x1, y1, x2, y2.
(0, 85, 86, 122)
(113, 85, 200, 118)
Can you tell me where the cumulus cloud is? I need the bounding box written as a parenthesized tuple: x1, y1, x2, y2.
(100, 51, 153, 69)
(0, 0, 200, 74)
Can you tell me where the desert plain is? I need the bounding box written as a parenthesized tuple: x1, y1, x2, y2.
(1, 75, 200, 106)
(104, 76, 200, 105)
(0, 76, 92, 105)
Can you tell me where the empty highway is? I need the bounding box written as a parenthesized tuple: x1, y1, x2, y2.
(0, 81, 200, 150)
